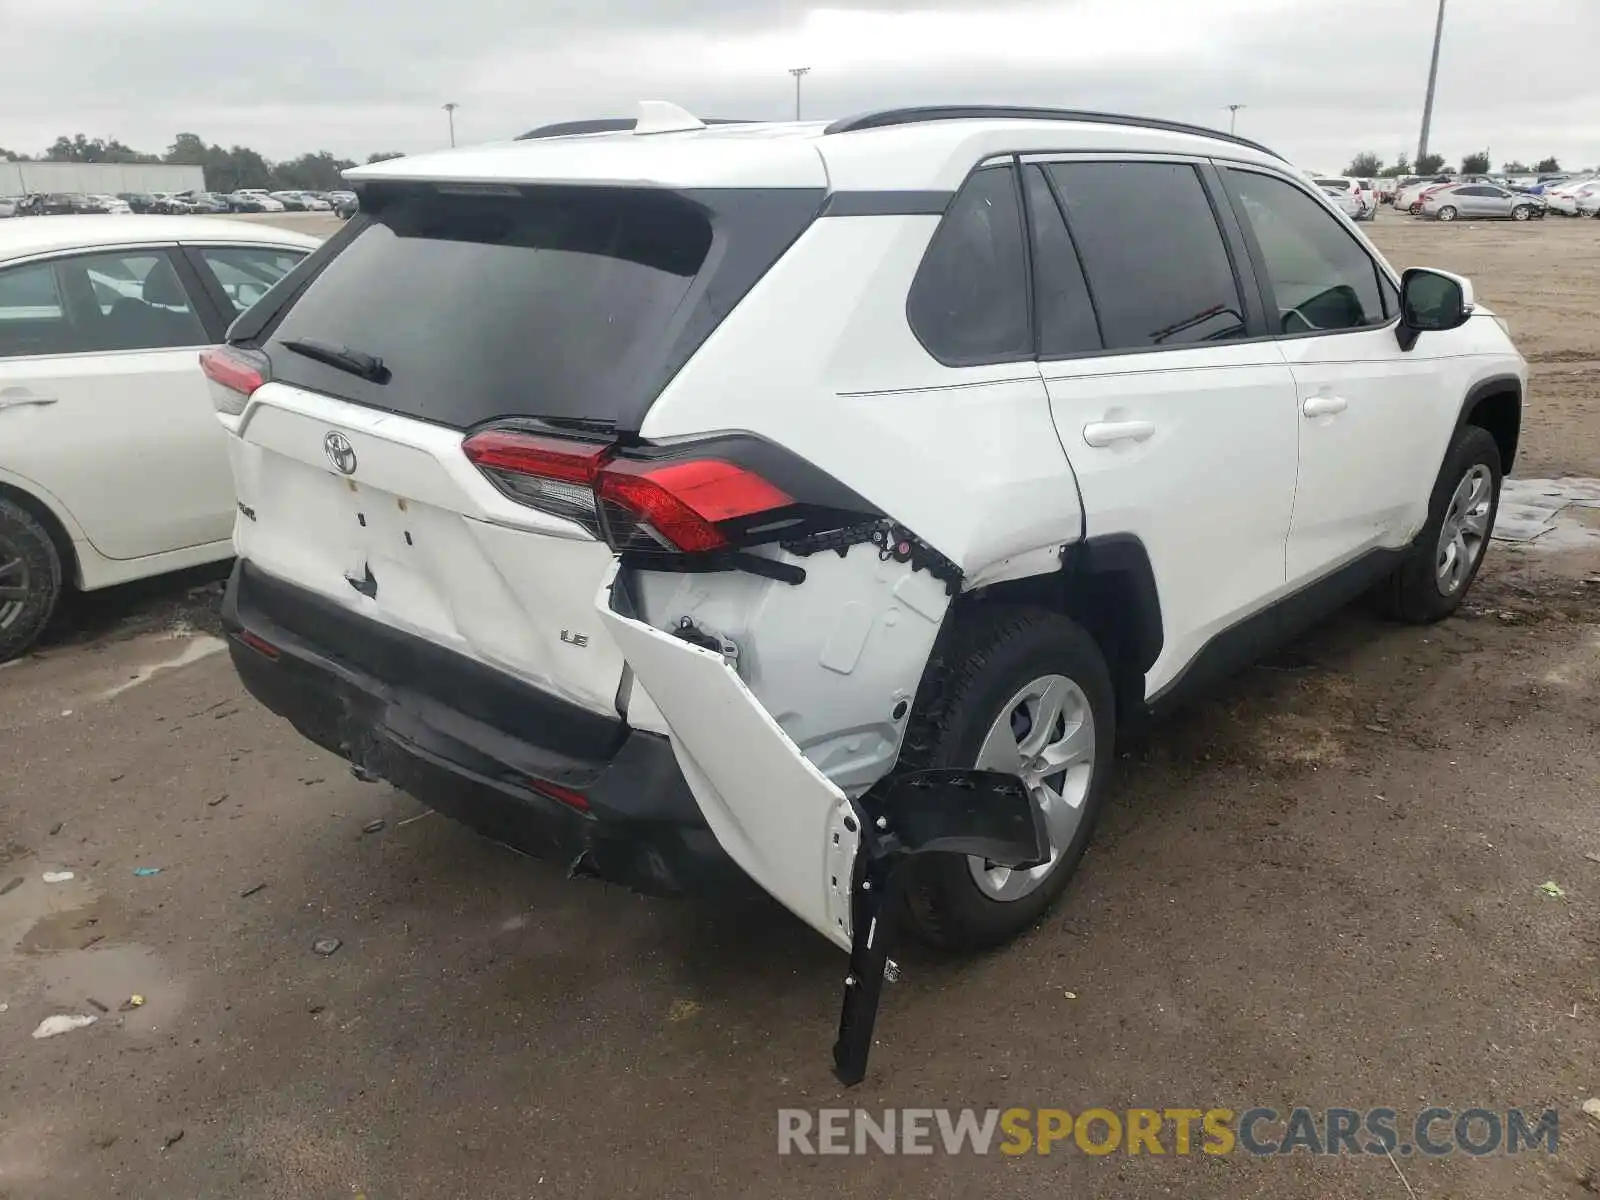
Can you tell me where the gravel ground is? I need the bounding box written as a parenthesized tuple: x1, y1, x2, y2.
(2, 206, 1598, 1200)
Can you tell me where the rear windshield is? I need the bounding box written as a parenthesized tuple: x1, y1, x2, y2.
(267, 188, 716, 430)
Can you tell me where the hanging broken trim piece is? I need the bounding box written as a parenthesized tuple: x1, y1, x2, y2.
(831, 768, 1048, 1085)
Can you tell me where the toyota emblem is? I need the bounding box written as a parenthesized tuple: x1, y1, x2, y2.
(324, 432, 357, 475)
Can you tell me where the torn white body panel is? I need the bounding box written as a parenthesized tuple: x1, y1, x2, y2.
(599, 561, 860, 949)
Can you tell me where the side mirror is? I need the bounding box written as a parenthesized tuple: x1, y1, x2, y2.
(1397, 268, 1474, 350)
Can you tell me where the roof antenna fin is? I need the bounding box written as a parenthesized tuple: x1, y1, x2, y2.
(634, 101, 706, 135)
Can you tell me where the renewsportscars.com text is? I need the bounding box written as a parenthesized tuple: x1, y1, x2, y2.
(777, 1107, 1561, 1157)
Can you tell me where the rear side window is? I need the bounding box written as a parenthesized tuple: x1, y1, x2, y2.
(197, 245, 307, 313)
(1223, 168, 1388, 332)
(267, 189, 715, 429)
(906, 166, 1031, 366)
(1045, 162, 1247, 350)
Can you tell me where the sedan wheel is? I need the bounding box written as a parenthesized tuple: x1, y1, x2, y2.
(1437, 206, 1458, 221)
(0, 498, 64, 663)
(968, 674, 1097, 901)
(0, 536, 31, 633)
(1512, 205, 1531, 221)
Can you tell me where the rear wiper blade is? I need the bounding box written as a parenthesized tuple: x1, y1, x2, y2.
(280, 337, 390, 383)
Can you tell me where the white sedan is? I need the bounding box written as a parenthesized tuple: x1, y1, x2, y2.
(0, 215, 319, 660)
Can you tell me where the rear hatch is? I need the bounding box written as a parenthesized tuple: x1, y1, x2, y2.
(219, 184, 742, 721)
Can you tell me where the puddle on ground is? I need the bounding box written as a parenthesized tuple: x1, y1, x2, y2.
(94, 634, 227, 702)
(1, 857, 185, 1036)
(1496, 478, 1600, 551)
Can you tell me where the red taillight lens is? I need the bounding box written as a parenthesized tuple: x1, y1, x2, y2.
(528, 779, 590, 812)
(200, 346, 268, 416)
(461, 427, 794, 554)
(596, 458, 793, 553)
(462, 429, 609, 535)
(460, 429, 605, 484)
(232, 629, 280, 660)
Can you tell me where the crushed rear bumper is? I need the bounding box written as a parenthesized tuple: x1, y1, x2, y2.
(222, 560, 750, 898)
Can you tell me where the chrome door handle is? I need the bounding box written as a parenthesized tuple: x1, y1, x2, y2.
(1302, 395, 1348, 417)
(1082, 419, 1156, 447)
(0, 387, 58, 410)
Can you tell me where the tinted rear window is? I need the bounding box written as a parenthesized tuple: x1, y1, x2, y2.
(267, 189, 715, 429)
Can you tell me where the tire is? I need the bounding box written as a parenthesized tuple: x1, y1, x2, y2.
(0, 497, 63, 663)
(1437, 205, 1458, 221)
(1381, 425, 1501, 624)
(1512, 205, 1531, 221)
(896, 607, 1116, 952)
(1410, 202, 1423, 215)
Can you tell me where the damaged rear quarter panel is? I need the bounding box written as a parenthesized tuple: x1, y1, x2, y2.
(626, 541, 951, 795)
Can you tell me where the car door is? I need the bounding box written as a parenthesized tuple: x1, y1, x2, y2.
(1479, 186, 1514, 217)
(1219, 165, 1445, 584)
(1027, 157, 1301, 697)
(0, 245, 232, 561)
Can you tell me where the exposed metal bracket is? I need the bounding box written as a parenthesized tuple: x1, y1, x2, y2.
(830, 768, 1047, 1086)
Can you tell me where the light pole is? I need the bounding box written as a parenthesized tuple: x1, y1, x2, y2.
(1226, 104, 1246, 135)
(1416, 0, 1447, 168)
(443, 102, 459, 148)
(788, 67, 810, 121)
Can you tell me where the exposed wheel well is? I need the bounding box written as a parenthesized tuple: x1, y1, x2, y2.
(952, 537, 1163, 722)
(0, 483, 77, 589)
(1464, 384, 1521, 474)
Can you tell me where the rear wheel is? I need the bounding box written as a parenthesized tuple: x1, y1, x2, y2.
(1437, 205, 1458, 221)
(897, 608, 1116, 952)
(1382, 425, 1501, 624)
(0, 498, 63, 663)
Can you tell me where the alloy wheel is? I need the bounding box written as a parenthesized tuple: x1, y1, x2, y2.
(0, 534, 31, 631)
(1436, 464, 1493, 596)
(968, 674, 1096, 901)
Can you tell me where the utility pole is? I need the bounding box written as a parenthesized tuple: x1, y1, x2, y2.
(1416, 0, 1447, 167)
(788, 67, 810, 121)
(1226, 104, 1246, 135)
(443, 102, 459, 148)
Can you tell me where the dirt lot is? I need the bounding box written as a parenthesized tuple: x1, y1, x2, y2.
(2, 209, 1598, 1199)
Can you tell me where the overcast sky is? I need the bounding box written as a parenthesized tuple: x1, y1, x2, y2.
(4, 0, 1598, 172)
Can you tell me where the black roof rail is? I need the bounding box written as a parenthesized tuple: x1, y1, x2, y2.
(822, 106, 1283, 161)
(517, 117, 756, 141)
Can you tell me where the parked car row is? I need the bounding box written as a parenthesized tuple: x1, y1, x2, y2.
(1385, 171, 1600, 221)
(1, 189, 359, 219)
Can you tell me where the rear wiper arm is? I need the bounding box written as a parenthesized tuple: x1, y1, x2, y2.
(280, 337, 390, 383)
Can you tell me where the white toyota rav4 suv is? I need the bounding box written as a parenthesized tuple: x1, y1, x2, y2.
(204, 104, 1525, 1082)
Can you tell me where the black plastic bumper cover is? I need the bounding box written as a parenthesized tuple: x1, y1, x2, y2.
(222, 560, 749, 898)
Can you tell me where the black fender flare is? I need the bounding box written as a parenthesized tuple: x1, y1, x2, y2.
(1448, 372, 1523, 475)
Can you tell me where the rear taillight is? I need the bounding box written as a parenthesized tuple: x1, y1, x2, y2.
(460, 429, 608, 533)
(461, 428, 794, 554)
(200, 346, 269, 416)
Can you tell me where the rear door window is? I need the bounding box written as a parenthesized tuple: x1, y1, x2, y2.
(1043, 161, 1248, 351)
(1020, 165, 1101, 357)
(905, 165, 1031, 366)
(63, 251, 208, 351)
(265, 188, 715, 430)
